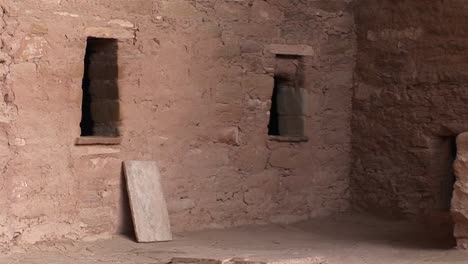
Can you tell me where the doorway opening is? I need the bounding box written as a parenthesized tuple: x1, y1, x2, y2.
(428, 135, 457, 248)
(442, 136, 457, 211)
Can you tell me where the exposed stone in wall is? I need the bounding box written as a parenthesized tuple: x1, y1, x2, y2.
(453, 133, 468, 249)
(351, 0, 468, 219)
(0, 1, 18, 249)
(0, 2, 16, 124)
(0, 0, 355, 247)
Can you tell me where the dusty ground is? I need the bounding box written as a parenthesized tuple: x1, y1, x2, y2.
(1, 214, 466, 264)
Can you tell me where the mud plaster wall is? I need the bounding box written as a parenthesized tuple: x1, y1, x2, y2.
(0, 0, 355, 247)
(352, 0, 468, 219)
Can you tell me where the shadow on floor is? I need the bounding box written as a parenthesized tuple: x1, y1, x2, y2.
(293, 213, 456, 250)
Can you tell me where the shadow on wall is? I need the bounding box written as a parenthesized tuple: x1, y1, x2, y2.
(350, 0, 468, 250)
(351, 0, 468, 219)
(295, 214, 455, 250)
(119, 164, 136, 239)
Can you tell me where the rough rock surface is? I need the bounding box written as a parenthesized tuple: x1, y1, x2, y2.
(351, 0, 468, 219)
(453, 133, 468, 249)
(0, 0, 355, 248)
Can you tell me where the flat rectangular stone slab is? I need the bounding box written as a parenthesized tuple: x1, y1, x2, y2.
(124, 160, 172, 242)
(269, 44, 314, 56)
(75, 136, 122, 145)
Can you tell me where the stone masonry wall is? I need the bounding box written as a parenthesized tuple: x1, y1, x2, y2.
(0, 0, 355, 248)
(352, 0, 468, 219)
(453, 133, 468, 249)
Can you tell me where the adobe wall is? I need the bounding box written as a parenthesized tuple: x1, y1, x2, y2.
(352, 0, 468, 218)
(0, 0, 355, 247)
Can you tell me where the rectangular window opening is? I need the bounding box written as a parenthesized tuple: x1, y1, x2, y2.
(79, 37, 120, 143)
(268, 55, 307, 142)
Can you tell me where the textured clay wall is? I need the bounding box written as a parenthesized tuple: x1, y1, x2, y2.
(0, 0, 355, 247)
(352, 0, 468, 219)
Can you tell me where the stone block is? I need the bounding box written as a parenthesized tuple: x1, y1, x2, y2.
(161, 0, 199, 18)
(230, 146, 269, 173)
(231, 23, 280, 38)
(85, 27, 135, 39)
(322, 131, 349, 146)
(270, 44, 314, 56)
(217, 43, 241, 60)
(30, 23, 49, 35)
(168, 198, 196, 214)
(215, 82, 244, 104)
(124, 161, 172, 242)
(79, 207, 114, 232)
(214, 2, 249, 22)
(457, 238, 468, 250)
(269, 147, 300, 169)
(240, 40, 264, 53)
(452, 133, 468, 249)
(454, 159, 468, 183)
(75, 136, 122, 146)
(216, 127, 240, 146)
(328, 70, 353, 87)
(354, 83, 377, 101)
(457, 133, 468, 153)
(243, 73, 274, 101)
(250, 0, 283, 22)
(16, 36, 49, 61)
(108, 19, 134, 29)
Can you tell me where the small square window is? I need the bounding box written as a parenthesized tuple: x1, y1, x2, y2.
(80, 37, 120, 138)
(268, 55, 307, 140)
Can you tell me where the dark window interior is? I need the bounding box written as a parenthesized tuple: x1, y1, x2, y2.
(268, 55, 306, 137)
(80, 37, 120, 137)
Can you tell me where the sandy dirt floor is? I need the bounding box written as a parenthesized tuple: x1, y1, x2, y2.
(1, 214, 467, 264)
